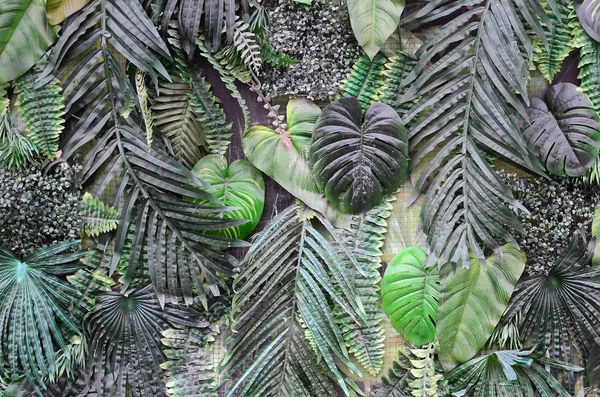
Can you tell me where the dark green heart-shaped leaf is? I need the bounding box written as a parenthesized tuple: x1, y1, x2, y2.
(381, 246, 439, 346)
(310, 97, 409, 214)
(190, 154, 265, 240)
(523, 83, 600, 177)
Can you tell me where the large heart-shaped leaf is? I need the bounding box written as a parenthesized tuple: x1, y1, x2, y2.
(381, 246, 439, 346)
(243, 98, 352, 228)
(310, 97, 409, 214)
(436, 245, 525, 371)
(347, 0, 404, 59)
(523, 83, 600, 177)
(190, 154, 265, 240)
(577, 0, 600, 43)
(46, 0, 89, 25)
(0, 0, 54, 84)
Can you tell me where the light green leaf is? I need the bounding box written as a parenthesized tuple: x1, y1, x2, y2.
(381, 247, 439, 346)
(190, 154, 265, 240)
(347, 0, 404, 59)
(46, 0, 89, 25)
(436, 245, 525, 371)
(0, 0, 54, 84)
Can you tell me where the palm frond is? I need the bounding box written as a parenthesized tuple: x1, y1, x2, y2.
(38, 0, 247, 308)
(338, 54, 386, 112)
(535, 0, 575, 82)
(501, 233, 600, 377)
(85, 284, 207, 397)
(0, 240, 85, 392)
(333, 197, 393, 376)
(220, 204, 367, 397)
(397, 0, 547, 268)
(80, 192, 120, 237)
(14, 62, 64, 158)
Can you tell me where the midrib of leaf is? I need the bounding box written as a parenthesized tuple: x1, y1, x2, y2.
(98, 1, 204, 280)
(458, 1, 490, 253)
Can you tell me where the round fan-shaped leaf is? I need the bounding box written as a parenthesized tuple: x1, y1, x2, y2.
(523, 82, 600, 177)
(381, 246, 439, 347)
(310, 97, 409, 214)
(436, 245, 525, 371)
(577, 0, 600, 43)
(190, 154, 265, 240)
(0, 0, 54, 84)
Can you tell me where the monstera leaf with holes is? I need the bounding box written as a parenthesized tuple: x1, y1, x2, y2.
(445, 343, 581, 397)
(436, 245, 525, 371)
(310, 97, 409, 214)
(577, 0, 600, 43)
(85, 284, 207, 397)
(523, 83, 600, 177)
(243, 98, 352, 228)
(381, 247, 439, 347)
(0, 241, 86, 393)
(189, 154, 265, 240)
(347, 0, 404, 59)
(0, 0, 54, 84)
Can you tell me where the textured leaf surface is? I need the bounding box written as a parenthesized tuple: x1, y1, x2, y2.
(577, 0, 600, 43)
(338, 54, 386, 112)
(0, 0, 54, 84)
(347, 0, 404, 59)
(190, 154, 264, 240)
(436, 245, 525, 371)
(535, 0, 574, 82)
(523, 82, 600, 177)
(46, 0, 89, 25)
(243, 98, 352, 227)
(381, 247, 439, 347)
(310, 97, 409, 214)
(80, 192, 120, 237)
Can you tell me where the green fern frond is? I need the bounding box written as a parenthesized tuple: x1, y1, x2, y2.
(260, 42, 296, 67)
(14, 62, 65, 158)
(338, 54, 386, 112)
(333, 197, 394, 376)
(80, 192, 120, 237)
(378, 52, 417, 118)
(213, 45, 254, 84)
(136, 71, 154, 149)
(230, 19, 262, 74)
(573, 12, 600, 113)
(198, 37, 250, 132)
(535, 0, 575, 82)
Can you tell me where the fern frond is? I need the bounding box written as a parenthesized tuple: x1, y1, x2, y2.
(14, 62, 64, 158)
(338, 54, 386, 112)
(230, 19, 262, 74)
(153, 74, 208, 168)
(397, 0, 547, 268)
(198, 37, 250, 131)
(573, 12, 600, 113)
(378, 51, 417, 118)
(221, 204, 368, 397)
(535, 0, 575, 82)
(80, 192, 120, 237)
(260, 42, 296, 67)
(213, 44, 254, 83)
(136, 71, 154, 149)
(333, 197, 393, 376)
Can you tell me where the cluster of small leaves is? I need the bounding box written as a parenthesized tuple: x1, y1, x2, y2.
(261, 0, 362, 100)
(501, 173, 600, 275)
(0, 164, 81, 257)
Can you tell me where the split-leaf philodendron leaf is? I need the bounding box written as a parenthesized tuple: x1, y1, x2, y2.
(347, 0, 404, 59)
(436, 245, 525, 371)
(381, 246, 439, 347)
(190, 154, 265, 240)
(243, 98, 353, 228)
(523, 82, 600, 177)
(310, 97, 409, 214)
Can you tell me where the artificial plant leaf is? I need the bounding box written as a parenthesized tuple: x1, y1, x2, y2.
(85, 284, 207, 397)
(310, 97, 409, 214)
(501, 233, 600, 374)
(338, 54, 386, 112)
(0, 0, 54, 84)
(46, 0, 89, 25)
(0, 240, 85, 392)
(535, 0, 575, 82)
(593, 204, 600, 266)
(577, 0, 600, 43)
(80, 192, 120, 237)
(243, 98, 352, 228)
(189, 154, 265, 240)
(347, 0, 404, 59)
(436, 245, 525, 371)
(381, 247, 439, 347)
(220, 204, 367, 396)
(523, 82, 600, 177)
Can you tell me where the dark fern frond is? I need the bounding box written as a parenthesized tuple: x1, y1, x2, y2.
(338, 54, 386, 113)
